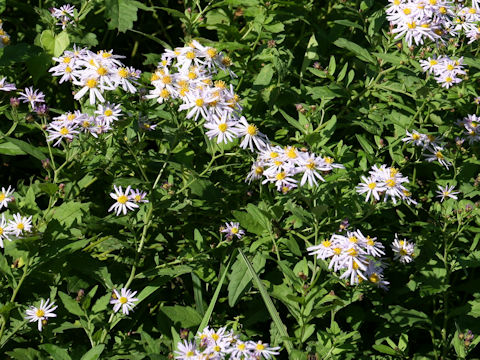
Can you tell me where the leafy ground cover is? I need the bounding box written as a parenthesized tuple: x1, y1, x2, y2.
(1, 0, 480, 359)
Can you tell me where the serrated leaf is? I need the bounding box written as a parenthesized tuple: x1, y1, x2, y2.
(59, 291, 84, 317)
(105, 0, 143, 33)
(52, 201, 89, 227)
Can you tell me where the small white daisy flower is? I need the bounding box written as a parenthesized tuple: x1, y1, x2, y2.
(110, 287, 138, 315)
(25, 298, 57, 331)
(0, 185, 14, 209)
(108, 185, 139, 216)
(6, 213, 32, 237)
(436, 184, 460, 202)
(221, 222, 245, 239)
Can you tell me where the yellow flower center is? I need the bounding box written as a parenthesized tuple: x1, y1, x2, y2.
(274, 160, 283, 166)
(0, 193, 5, 201)
(256, 344, 265, 351)
(222, 56, 232, 67)
(436, 151, 444, 159)
(446, 64, 454, 71)
(134, 195, 141, 202)
(188, 71, 197, 80)
(17, 223, 24, 230)
(97, 67, 108, 76)
(160, 89, 170, 98)
(348, 248, 358, 257)
(212, 333, 219, 341)
(231, 227, 239, 234)
(407, 22, 416, 29)
(65, 66, 72, 73)
(247, 124, 258, 136)
(324, 157, 333, 164)
(369, 273, 380, 283)
(207, 48, 218, 58)
(399, 248, 408, 256)
(255, 166, 264, 175)
(162, 75, 172, 84)
(36, 309, 45, 317)
(470, 8, 476, 14)
(215, 80, 226, 89)
(276, 172, 286, 181)
(195, 99, 204, 107)
(104, 109, 113, 117)
(352, 261, 360, 270)
(412, 133, 420, 140)
(368, 182, 376, 189)
(386, 179, 396, 187)
(349, 236, 358, 243)
(333, 247, 342, 255)
(60, 127, 69, 136)
(119, 296, 128, 304)
(117, 195, 128, 204)
(186, 51, 195, 60)
(186, 351, 195, 356)
(0, 227, 3, 235)
(237, 343, 246, 350)
(322, 240, 331, 247)
(118, 68, 129, 78)
(218, 123, 228, 132)
(403, 8, 411, 15)
(63, 57, 71, 64)
(270, 152, 279, 159)
(102, 52, 112, 58)
(86, 79, 97, 88)
(306, 161, 316, 170)
(286, 147, 297, 159)
(151, 73, 160, 82)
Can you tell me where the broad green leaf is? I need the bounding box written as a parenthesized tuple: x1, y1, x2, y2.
(0, 141, 27, 156)
(160, 305, 202, 328)
(79, 345, 105, 360)
(253, 64, 274, 86)
(39, 344, 71, 360)
(333, 38, 375, 64)
(91, 294, 111, 313)
(372, 344, 398, 355)
(52, 201, 89, 227)
(228, 252, 266, 307)
(58, 291, 84, 317)
(105, 0, 144, 33)
(5, 136, 45, 161)
(278, 108, 307, 134)
(40, 30, 70, 57)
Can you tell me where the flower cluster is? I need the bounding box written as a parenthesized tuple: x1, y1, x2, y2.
(148, 41, 344, 192)
(308, 229, 390, 289)
(108, 185, 148, 216)
(249, 146, 344, 192)
(419, 55, 467, 88)
(50, 45, 141, 104)
(387, 0, 480, 48)
(0, 19, 10, 47)
(46, 103, 122, 146)
(51, 4, 76, 29)
(391, 234, 416, 263)
(402, 130, 452, 169)
(457, 114, 480, 144)
(175, 326, 280, 359)
(0, 186, 33, 248)
(356, 164, 415, 204)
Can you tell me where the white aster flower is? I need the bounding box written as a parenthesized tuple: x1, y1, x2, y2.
(204, 114, 240, 144)
(391, 234, 415, 264)
(246, 340, 280, 359)
(175, 340, 198, 359)
(0, 185, 14, 209)
(18, 87, 45, 108)
(110, 287, 138, 315)
(221, 222, 245, 239)
(0, 214, 13, 248)
(436, 184, 460, 202)
(6, 213, 32, 237)
(108, 185, 139, 216)
(0, 77, 16, 91)
(25, 298, 57, 331)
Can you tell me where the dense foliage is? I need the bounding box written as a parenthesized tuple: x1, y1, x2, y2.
(1, 0, 480, 359)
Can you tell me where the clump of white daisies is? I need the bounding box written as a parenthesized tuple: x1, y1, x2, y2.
(108, 185, 148, 216)
(175, 326, 280, 359)
(402, 130, 452, 169)
(47, 45, 142, 146)
(457, 114, 480, 144)
(385, 0, 480, 88)
(356, 164, 416, 204)
(49, 45, 141, 104)
(0, 186, 33, 248)
(419, 55, 466, 88)
(147, 40, 345, 193)
(308, 230, 417, 290)
(51, 4, 76, 29)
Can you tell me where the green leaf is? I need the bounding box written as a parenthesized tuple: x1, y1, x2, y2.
(238, 249, 293, 354)
(160, 305, 202, 328)
(39, 344, 71, 360)
(91, 294, 111, 313)
(52, 201, 89, 227)
(0, 141, 27, 156)
(79, 345, 105, 360)
(333, 38, 375, 64)
(355, 134, 375, 155)
(278, 108, 307, 134)
(372, 344, 398, 355)
(253, 64, 274, 87)
(198, 252, 235, 333)
(5, 136, 45, 161)
(228, 252, 266, 307)
(40, 30, 70, 57)
(0, 43, 42, 66)
(105, 0, 144, 33)
(58, 291, 84, 317)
